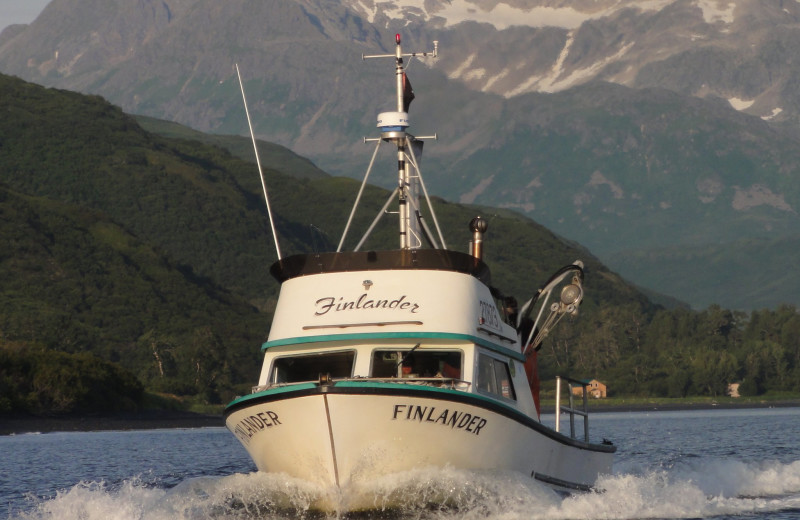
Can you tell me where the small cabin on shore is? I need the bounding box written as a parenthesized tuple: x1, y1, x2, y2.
(572, 379, 607, 399)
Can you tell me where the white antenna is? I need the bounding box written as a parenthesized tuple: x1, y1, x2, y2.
(235, 64, 283, 260)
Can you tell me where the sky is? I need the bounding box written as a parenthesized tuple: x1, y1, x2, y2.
(0, 0, 50, 31)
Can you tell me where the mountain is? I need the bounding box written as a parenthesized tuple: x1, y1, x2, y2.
(609, 235, 800, 310)
(350, 0, 800, 125)
(6, 0, 800, 123)
(2, 0, 799, 309)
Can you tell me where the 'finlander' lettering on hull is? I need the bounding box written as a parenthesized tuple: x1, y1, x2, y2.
(392, 404, 487, 435)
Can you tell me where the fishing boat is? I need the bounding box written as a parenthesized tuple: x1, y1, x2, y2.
(224, 35, 615, 506)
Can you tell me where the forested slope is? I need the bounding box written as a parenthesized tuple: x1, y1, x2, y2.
(1, 74, 798, 415)
(0, 74, 650, 413)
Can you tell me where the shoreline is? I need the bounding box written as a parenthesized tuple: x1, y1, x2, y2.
(564, 399, 800, 414)
(2, 400, 799, 436)
(0, 410, 223, 436)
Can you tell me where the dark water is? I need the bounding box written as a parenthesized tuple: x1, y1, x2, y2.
(2, 407, 799, 519)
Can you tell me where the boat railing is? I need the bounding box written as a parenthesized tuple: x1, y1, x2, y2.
(361, 376, 471, 390)
(252, 376, 471, 394)
(554, 376, 591, 443)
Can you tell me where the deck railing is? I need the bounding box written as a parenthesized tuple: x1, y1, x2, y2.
(554, 376, 590, 442)
(252, 376, 471, 393)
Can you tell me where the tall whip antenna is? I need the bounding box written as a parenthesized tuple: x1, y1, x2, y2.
(236, 63, 283, 260)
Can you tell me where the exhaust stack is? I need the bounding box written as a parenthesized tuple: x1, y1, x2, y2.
(469, 216, 488, 260)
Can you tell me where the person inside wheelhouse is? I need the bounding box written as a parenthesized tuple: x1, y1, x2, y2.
(269, 346, 499, 391)
(371, 349, 462, 380)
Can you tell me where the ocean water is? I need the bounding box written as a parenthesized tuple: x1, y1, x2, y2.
(2, 407, 799, 519)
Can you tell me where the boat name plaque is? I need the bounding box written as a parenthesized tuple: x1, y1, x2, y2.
(314, 293, 420, 316)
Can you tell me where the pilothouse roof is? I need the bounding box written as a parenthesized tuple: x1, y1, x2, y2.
(270, 249, 491, 285)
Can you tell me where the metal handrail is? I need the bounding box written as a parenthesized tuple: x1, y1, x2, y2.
(554, 376, 590, 442)
(252, 376, 471, 393)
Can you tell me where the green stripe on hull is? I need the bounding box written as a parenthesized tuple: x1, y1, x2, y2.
(225, 380, 520, 418)
(225, 382, 317, 408)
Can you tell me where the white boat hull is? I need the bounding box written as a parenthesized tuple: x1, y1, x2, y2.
(225, 382, 614, 504)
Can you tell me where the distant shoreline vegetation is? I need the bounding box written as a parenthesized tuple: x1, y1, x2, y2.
(0, 344, 144, 415)
(539, 394, 800, 413)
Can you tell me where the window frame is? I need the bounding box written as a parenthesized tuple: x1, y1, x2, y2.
(368, 347, 464, 379)
(269, 349, 357, 384)
(475, 351, 517, 402)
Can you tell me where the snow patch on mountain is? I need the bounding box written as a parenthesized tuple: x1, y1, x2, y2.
(728, 97, 754, 110)
(589, 171, 625, 199)
(696, 0, 736, 24)
(449, 53, 476, 80)
(762, 107, 783, 121)
(358, 0, 672, 30)
(511, 37, 634, 96)
(449, 53, 491, 82)
(499, 201, 536, 212)
(460, 174, 495, 204)
(483, 68, 509, 91)
(354, 0, 379, 23)
(512, 29, 576, 95)
(732, 185, 794, 212)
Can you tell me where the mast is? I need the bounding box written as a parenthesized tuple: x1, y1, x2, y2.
(395, 37, 412, 250)
(356, 34, 439, 251)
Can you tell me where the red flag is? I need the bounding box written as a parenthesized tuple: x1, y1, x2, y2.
(402, 72, 415, 112)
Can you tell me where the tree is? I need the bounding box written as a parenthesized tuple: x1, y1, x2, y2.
(690, 349, 738, 396)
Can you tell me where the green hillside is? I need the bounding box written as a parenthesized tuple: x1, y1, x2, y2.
(0, 74, 649, 412)
(0, 74, 644, 308)
(0, 184, 265, 407)
(1, 74, 798, 414)
(134, 115, 329, 180)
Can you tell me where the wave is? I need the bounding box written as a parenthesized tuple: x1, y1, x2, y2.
(11, 458, 800, 520)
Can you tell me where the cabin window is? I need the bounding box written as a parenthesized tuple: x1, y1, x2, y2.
(371, 349, 462, 379)
(270, 350, 355, 384)
(476, 353, 516, 400)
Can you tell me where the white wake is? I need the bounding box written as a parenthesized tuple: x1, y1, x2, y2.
(11, 458, 800, 519)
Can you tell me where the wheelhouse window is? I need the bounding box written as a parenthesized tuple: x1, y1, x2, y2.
(477, 353, 516, 400)
(270, 350, 355, 384)
(371, 349, 462, 379)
